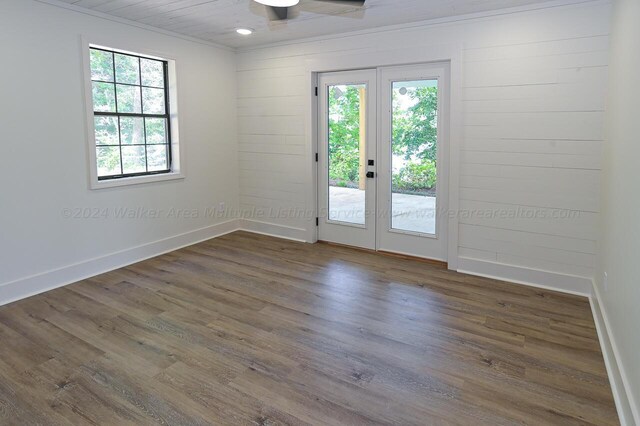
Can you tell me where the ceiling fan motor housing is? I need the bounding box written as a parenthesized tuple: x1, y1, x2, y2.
(256, 0, 366, 21)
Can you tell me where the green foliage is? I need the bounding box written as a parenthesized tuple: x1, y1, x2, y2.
(116, 85, 141, 113)
(92, 82, 116, 112)
(327, 83, 439, 192)
(392, 86, 438, 162)
(329, 152, 359, 183)
(89, 49, 169, 177)
(90, 49, 113, 82)
(145, 118, 167, 144)
(392, 160, 437, 192)
(120, 117, 144, 145)
(114, 53, 140, 84)
(96, 146, 121, 176)
(328, 86, 362, 183)
(141, 59, 164, 88)
(142, 88, 165, 114)
(94, 116, 118, 145)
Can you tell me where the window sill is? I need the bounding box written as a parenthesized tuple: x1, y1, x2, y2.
(90, 172, 185, 190)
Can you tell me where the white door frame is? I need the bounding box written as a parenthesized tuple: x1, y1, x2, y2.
(317, 69, 378, 250)
(304, 43, 463, 269)
(376, 63, 450, 261)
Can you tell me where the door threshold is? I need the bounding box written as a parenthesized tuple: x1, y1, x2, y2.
(317, 240, 447, 268)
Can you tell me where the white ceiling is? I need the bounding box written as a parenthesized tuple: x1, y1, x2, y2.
(57, 0, 561, 48)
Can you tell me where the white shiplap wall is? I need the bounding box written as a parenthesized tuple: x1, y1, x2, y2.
(236, 1, 610, 293)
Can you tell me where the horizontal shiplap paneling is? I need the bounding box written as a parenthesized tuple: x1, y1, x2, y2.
(236, 1, 609, 278)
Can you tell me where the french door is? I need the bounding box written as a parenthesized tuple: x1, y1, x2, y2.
(318, 63, 449, 261)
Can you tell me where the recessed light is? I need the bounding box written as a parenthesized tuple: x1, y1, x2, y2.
(236, 28, 254, 36)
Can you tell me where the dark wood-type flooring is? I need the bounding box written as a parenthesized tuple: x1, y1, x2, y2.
(0, 231, 618, 425)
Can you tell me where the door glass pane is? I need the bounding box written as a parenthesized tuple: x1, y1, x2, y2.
(391, 79, 438, 235)
(328, 83, 366, 225)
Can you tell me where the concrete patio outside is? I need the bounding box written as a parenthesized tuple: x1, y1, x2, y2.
(328, 186, 436, 234)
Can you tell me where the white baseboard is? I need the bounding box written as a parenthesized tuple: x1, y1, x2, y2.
(591, 282, 639, 426)
(239, 219, 309, 242)
(0, 219, 310, 308)
(0, 219, 240, 307)
(2, 224, 635, 426)
(457, 257, 592, 297)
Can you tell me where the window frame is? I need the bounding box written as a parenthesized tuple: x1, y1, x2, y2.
(82, 38, 184, 189)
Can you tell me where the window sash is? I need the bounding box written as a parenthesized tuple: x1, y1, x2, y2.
(90, 47, 172, 181)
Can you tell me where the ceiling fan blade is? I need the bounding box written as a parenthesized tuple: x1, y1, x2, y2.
(268, 6, 289, 20)
(312, 0, 366, 6)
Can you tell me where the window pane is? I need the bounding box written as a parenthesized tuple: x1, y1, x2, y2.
(114, 53, 140, 85)
(116, 84, 142, 113)
(96, 146, 121, 176)
(90, 49, 113, 82)
(120, 117, 144, 145)
(142, 87, 165, 114)
(391, 80, 438, 235)
(90, 48, 171, 180)
(92, 82, 116, 112)
(121, 145, 146, 174)
(147, 145, 168, 171)
(94, 116, 119, 145)
(145, 118, 166, 144)
(141, 59, 164, 88)
(328, 84, 366, 225)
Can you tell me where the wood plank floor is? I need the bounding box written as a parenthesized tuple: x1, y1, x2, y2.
(0, 231, 618, 425)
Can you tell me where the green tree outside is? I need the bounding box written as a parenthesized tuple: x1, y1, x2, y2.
(90, 49, 168, 176)
(328, 84, 438, 194)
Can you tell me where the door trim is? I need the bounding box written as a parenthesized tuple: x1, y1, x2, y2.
(376, 62, 450, 262)
(305, 43, 464, 268)
(317, 69, 377, 250)
(316, 63, 450, 262)
(318, 240, 448, 268)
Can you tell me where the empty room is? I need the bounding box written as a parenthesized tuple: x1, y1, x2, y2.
(0, 0, 638, 424)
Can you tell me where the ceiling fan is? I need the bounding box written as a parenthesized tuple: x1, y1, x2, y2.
(253, 0, 366, 21)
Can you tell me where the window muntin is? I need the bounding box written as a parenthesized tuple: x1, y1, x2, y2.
(89, 47, 171, 180)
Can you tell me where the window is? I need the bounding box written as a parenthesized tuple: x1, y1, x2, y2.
(88, 46, 174, 182)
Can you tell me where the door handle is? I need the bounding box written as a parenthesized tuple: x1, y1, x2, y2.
(366, 172, 375, 179)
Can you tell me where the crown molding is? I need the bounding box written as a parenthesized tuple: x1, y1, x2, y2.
(237, 0, 609, 52)
(33, 0, 236, 52)
(32, 0, 609, 53)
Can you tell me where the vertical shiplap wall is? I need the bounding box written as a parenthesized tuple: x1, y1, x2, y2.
(236, 1, 610, 291)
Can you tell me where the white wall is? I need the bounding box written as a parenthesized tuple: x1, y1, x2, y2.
(0, 1, 611, 301)
(0, 0, 238, 302)
(236, 1, 610, 293)
(0, 0, 630, 417)
(595, 0, 640, 422)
